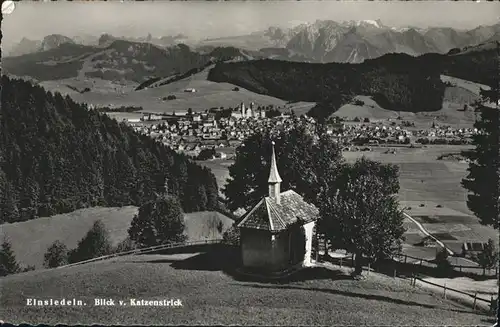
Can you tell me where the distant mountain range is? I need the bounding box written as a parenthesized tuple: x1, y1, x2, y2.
(6, 20, 500, 63)
(2, 39, 308, 84)
(200, 20, 500, 63)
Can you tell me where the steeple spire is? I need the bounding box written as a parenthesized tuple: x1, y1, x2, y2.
(268, 141, 282, 204)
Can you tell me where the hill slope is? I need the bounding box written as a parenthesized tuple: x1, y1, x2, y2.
(0, 76, 219, 223)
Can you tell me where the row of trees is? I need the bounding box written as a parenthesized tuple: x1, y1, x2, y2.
(0, 76, 219, 224)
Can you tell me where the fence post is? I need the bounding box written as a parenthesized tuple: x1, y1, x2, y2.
(420, 259, 423, 268)
(404, 254, 407, 264)
(443, 283, 447, 299)
(473, 292, 477, 310)
(340, 257, 343, 268)
(459, 265, 462, 273)
(393, 269, 396, 278)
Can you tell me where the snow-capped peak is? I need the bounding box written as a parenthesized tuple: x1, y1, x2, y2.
(358, 20, 383, 28)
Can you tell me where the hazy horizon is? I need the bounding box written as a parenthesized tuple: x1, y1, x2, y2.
(3, 1, 500, 52)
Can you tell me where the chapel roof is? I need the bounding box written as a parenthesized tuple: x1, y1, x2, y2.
(237, 190, 319, 232)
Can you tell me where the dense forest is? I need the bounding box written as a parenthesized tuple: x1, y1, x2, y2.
(0, 76, 219, 224)
(207, 45, 497, 120)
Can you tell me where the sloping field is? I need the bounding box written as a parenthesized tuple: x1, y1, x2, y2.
(0, 207, 233, 269)
(42, 67, 315, 114)
(0, 253, 486, 325)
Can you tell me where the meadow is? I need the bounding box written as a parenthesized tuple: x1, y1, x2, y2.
(40, 67, 316, 115)
(0, 252, 488, 325)
(0, 207, 234, 269)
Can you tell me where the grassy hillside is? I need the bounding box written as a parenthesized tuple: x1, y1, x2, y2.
(207, 45, 497, 119)
(0, 207, 234, 268)
(0, 253, 486, 325)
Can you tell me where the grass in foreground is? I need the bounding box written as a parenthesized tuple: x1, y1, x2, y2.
(0, 251, 489, 325)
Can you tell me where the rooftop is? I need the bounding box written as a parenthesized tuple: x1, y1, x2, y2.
(237, 190, 319, 232)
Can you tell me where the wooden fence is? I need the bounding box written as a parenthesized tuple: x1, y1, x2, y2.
(318, 255, 497, 314)
(58, 238, 226, 269)
(392, 253, 499, 276)
(410, 274, 496, 312)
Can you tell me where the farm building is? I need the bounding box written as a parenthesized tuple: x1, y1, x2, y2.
(237, 142, 319, 272)
(461, 241, 487, 257)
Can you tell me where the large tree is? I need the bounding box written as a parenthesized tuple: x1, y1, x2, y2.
(223, 123, 343, 212)
(461, 84, 500, 229)
(317, 157, 405, 276)
(0, 240, 20, 276)
(128, 195, 187, 247)
(43, 240, 69, 268)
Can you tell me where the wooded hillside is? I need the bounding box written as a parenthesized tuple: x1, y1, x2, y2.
(207, 46, 497, 119)
(0, 76, 219, 224)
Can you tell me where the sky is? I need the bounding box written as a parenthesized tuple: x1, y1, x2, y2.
(2, 1, 500, 51)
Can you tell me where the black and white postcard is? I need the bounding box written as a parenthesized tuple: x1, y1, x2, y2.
(1, 1, 499, 325)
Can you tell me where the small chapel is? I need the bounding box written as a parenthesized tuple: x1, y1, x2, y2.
(237, 142, 319, 272)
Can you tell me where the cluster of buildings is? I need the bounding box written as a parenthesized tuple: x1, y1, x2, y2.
(328, 121, 479, 146)
(118, 102, 479, 159)
(127, 102, 291, 157)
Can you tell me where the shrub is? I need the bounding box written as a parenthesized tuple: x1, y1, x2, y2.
(43, 240, 69, 268)
(435, 247, 452, 276)
(364, 118, 370, 123)
(166, 95, 176, 100)
(114, 237, 138, 253)
(68, 220, 112, 263)
(22, 265, 36, 272)
(233, 87, 240, 91)
(222, 225, 240, 246)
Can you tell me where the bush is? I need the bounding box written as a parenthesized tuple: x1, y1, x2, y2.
(114, 237, 138, 253)
(233, 87, 240, 91)
(43, 240, 69, 268)
(222, 225, 240, 246)
(435, 248, 452, 276)
(68, 220, 112, 263)
(166, 95, 176, 100)
(22, 265, 36, 272)
(363, 118, 370, 123)
(353, 100, 365, 106)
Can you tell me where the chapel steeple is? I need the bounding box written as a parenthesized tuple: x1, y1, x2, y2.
(268, 141, 282, 204)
